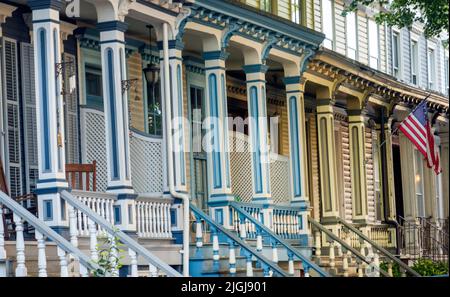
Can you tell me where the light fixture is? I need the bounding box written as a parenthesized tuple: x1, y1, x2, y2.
(143, 25, 160, 85)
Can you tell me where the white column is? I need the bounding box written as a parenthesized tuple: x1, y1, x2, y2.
(243, 64, 272, 204)
(98, 21, 136, 232)
(30, 0, 69, 234)
(439, 134, 449, 218)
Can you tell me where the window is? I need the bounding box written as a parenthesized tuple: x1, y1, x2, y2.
(346, 11, 357, 60)
(436, 169, 444, 219)
(411, 40, 419, 85)
(260, 0, 272, 12)
(290, 0, 301, 24)
(445, 57, 449, 95)
(146, 79, 162, 136)
(190, 86, 205, 154)
(321, 0, 334, 49)
(85, 66, 103, 108)
(427, 47, 435, 90)
(414, 149, 425, 218)
(368, 19, 379, 69)
(392, 32, 401, 77)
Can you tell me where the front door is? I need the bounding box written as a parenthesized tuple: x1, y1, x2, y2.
(190, 86, 209, 212)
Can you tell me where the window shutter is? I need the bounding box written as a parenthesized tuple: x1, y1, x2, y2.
(20, 42, 38, 195)
(63, 53, 80, 164)
(2, 38, 23, 198)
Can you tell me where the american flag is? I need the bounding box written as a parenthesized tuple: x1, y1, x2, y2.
(399, 99, 441, 175)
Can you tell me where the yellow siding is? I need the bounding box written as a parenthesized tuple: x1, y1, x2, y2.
(127, 52, 145, 132)
(365, 126, 375, 223)
(313, 0, 322, 33)
(308, 114, 320, 220)
(341, 121, 353, 222)
(277, 0, 291, 20)
(305, 0, 315, 29)
(379, 23, 387, 73)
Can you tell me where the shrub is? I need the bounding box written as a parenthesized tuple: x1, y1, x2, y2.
(412, 258, 448, 276)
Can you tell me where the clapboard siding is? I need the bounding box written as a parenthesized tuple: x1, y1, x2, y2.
(365, 127, 376, 223)
(305, 0, 314, 28)
(418, 34, 428, 89)
(379, 23, 387, 73)
(314, 0, 322, 33)
(277, 0, 291, 20)
(334, 0, 346, 56)
(386, 26, 392, 76)
(357, 13, 369, 65)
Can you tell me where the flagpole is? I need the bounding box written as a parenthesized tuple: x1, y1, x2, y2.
(377, 93, 431, 150)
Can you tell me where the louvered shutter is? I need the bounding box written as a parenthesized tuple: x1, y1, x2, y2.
(63, 53, 80, 164)
(2, 38, 23, 198)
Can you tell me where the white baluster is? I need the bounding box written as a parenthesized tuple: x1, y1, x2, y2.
(149, 264, 158, 277)
(163, 203, 169, 238)
(151, 202, 156, 237)
(212, 230, 220, 261)
(76, 207, 83, 236)
(372, 253, 380, 277)
(229, 243, 236, 275)
(0, 205, 6, 266)
(35, 231, 47, 277)
(314, 231, 321, 257)
(99, 198, 105, 234)
(57, 247, 69, 277)
(128, 249, 138, 277)
(387, 262, 393, 277)
(288, 254, 295, 276)
(246, 255, 253, 277)
(158, 203, 163, 237)
(342, 251, 349, 277)
(256, 232, 263, 252)
(136, 202, 142, 237)
(13, 214, 27, 277)
(329, 241, 335, 269)
(82, 197, 89, 236)
(271, 242, 278, 263)
(69, 206, 78, 248)
(358, 261, 365, 277)
(303, 265, 310, 277)
(195, 219, 203, 248)
(239, 217, 247, 240)
(109, 234, 119, 277)
(88, 219, 98, 261)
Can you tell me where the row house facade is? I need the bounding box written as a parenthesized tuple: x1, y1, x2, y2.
(0, 0, 448, 277)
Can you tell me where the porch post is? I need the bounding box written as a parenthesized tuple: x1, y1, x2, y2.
(29, 0, 69, 234)
(158, 40, 188, 194)
(384, 116, 397, 220)
(316, 96, 339, 221)
(348, 109, 368, 223)
(283, 76, 309, 244)
(97, 20, 136, 232)
(243, 64, 272, 204)
(204, 51, 233, 202)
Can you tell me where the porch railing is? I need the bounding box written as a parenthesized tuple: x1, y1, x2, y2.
(398, 216, 449, 263)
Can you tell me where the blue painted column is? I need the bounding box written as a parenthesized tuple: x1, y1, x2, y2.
(98, 21, 136, 232)
(204, 51, 233, 201)
(158, 40, 188, 194)
(204, 51, 234, 228)
(243, 64, 272, 204)
(30, 0, 69, 234)
(284, 76, 310, 244)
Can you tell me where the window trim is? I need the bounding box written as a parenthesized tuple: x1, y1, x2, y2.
(368, 18, 380, 70)
(321, 0, 335, 50)
(427, 45, 436, 90)
(345, 11, 358, 60)
(392, 29, 402, 79)
(413, 149, 425, 218)
(410, 37, 419, 85)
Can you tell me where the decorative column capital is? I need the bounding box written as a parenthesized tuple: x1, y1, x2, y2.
(96, 20, 128, 32)
(28, 0, 64, 11)
(243, 64, 269, 74)
(203, 50, 230, 61)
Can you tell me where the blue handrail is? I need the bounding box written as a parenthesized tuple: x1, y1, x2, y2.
(190, 204, 290, 277)
(230, 202, 329, 277)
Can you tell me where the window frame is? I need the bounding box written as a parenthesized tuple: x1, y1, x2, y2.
(345, 11, 358, 60)
(411, 38, 419, 85)
(413, 149, 425, 218)
(321, 0, 335, 50)
(290, 0, 301, 24)
(392, 30, 401, 78)
(427, 45, 436, 90)
(368, 19, 380, 70)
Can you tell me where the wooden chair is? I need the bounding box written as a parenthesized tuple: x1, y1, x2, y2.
(65, 160, 97, 192)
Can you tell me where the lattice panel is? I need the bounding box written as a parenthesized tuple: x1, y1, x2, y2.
(130, 133, 163, 194)
(229, 133, 253, 203)
(270, 155, 291, 204)
(229, 132, 292, 204)
(82, 110, 108, 192)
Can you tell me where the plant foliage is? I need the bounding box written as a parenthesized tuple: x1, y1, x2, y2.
(92, 230, 125, 277)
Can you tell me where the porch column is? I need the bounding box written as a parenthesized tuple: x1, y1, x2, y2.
(283, 77, 309, 207)
(440, 134, 449, 218)
(316, 97, 339, 221)
(158, 40, 187, 193)
(348, 110, 368, 223)
(283, 76, 310, 244)
(243, 64, 272, 204)
(203, 51, 232, 203)
(98, 20, 136, 232)
(30, 0, 69, 234)
(384, 117, 397, 220)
